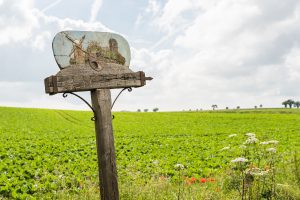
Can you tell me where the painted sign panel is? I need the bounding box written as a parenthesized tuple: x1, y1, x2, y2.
(45, 30, 152, 95)
(52, 31, 131, 70)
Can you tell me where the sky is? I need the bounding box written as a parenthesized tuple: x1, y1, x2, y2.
(0, 0, 300, 111)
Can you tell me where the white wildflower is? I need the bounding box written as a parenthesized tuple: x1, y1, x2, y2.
(259, 171, 269, 176)
(240, 145, 247, 149)
(268, 140, 279, 145)
(174, 163, 184, 170)
(244, 137, 259, 144)
(245, 133, 256, 137)
(247, 167, 269, 176)
(220, 146, 230, 151)
(231, 157, 248, 163)
(260, 141, 269, 145)
(267, 148, 276, 153)
(228, 134, 237, 138)
(153, 160, 159, 165)
(260, 140, 279, 145)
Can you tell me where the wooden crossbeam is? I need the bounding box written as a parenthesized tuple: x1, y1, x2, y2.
(44, 71, 151, 95)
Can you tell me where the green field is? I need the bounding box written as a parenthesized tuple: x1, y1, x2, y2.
(0, 107, 300, 199)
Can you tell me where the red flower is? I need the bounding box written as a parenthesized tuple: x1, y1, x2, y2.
(200, 178, 206, 183)
(190, 177, 197, 183)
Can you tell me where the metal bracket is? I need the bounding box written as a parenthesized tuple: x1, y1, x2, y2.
(62, 88, 132, 121)
(111, 87, 132, 119)
(63, 92, 96, 121)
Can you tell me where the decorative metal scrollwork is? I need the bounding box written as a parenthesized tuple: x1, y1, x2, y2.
(63, 92, 96, 121)
(111, 87, 132, 109)
(62, 88, 132, 121)
(111, 87, 132, 119)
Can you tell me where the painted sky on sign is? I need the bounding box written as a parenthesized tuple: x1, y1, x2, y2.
(0, 0, 300, 111)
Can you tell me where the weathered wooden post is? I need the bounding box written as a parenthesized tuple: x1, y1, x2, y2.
(44, 31, 152, 200)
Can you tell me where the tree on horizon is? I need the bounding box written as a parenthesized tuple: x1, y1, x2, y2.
(294, 101, 300, 108)
(211, 104, 218, 110)
(153, 108, 159, 112)
(282, 99, 294, 108)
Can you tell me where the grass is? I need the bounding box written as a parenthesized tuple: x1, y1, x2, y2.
(0, 107, 299, 199)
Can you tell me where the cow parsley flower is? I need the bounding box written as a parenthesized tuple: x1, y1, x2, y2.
(228, 134, 237, 138)
(260, 141, 269, 145)
(260, 140, 279, 145)
(231, 157, 248, 163)
(247, 167, 269, 176)
(153, 160, 159, 165)
(174, 163, 184, 170)
(244, 137, 259, 144)
(240, 145, 247, 149)
(245, 133, 256, 137)
(268, 140, 279, 145)
(220, 146, 230, 151)
(267, 148, 276, 153)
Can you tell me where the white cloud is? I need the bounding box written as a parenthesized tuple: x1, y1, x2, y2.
(41, 0, 63, 12)
(0, 0, 38, 45)
(32, 31, 51, 50)
(154, 0, 196, 33)
(127, 0, 300, 110)
(0, 81, 92, 110)
(0, 0, 110, 48)
(284, 47, 300, 81)
(90, 0, 103, 22)
(1, 0, 300, 111)
(0, 0, 113, 110)
(146, 0, 161, 15)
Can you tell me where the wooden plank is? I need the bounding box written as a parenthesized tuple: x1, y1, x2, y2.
(44, 71, 149, 95)
(91, 89, 119, 200)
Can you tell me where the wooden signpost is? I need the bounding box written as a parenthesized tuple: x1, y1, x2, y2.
(44, 31, 152, 200)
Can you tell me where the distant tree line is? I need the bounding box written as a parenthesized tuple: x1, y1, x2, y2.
(137, 100, 300, 112)
(282, 99, 300, 108)
(137, 108, 159, 112)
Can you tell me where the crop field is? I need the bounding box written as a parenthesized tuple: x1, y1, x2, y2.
(0, 107, 300, 199)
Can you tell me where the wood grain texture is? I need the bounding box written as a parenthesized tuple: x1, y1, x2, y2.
(44, 71, 147, 94)
(91, 89, 119, 200)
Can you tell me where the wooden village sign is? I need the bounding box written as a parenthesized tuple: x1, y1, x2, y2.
(44, 31, 152, 199)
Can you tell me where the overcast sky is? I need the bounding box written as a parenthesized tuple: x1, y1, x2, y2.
(1, 0, 300, 111)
